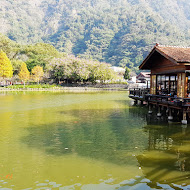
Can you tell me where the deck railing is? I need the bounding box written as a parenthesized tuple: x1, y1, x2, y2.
(129, 88, 190, 107)
(146, 94, 190, 107)
(129, 88, 150, 98)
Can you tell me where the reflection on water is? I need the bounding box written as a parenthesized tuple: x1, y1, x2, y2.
(0, 91, 190, 189)
(135, 113, 190, 189)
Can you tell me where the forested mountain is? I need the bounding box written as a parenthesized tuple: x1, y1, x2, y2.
(1, 0, 190, 71)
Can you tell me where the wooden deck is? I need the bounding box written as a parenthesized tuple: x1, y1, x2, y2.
(129, 88, 190, 109)
(129, 88, 190, 124)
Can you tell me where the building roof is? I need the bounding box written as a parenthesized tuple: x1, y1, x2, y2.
(156, 45, 190, 63)
(139, 44, 190, 70)
(130, 71, 137, 77)
(137, 72, 150, 78)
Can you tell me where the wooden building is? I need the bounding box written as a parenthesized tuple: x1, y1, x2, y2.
(129, 44, 190, 124)
(136, 72, 150, 83)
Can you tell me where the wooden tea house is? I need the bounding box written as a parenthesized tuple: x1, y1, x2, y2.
(129, 44, 190, 124)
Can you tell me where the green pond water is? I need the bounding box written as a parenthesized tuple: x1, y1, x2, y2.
(0, 91, 190, 190)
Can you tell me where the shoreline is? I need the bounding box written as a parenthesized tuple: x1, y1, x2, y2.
(0, 86, 128, 92)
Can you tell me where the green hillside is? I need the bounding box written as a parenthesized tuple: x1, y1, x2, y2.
(1, 0, 190, 71)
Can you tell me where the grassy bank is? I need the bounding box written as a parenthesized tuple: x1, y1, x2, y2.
(0, 84, 128, 92)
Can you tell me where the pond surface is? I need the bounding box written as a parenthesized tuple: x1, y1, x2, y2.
(0, 91, 190, 190)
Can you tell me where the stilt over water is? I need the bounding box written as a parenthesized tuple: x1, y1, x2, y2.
(148, 104, 152, 114)
(182, 111, 187, 125)
(157, 106, 161, 117)
(168, 108, 173, 120)
(129, 89, 190, 124)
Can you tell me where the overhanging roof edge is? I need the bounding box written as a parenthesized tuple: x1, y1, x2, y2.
(139, 47, 156, 70)
(139, 45, 179, 70)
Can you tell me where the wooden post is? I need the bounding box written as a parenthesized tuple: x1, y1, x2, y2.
(182, 110, 187, 125)
(150, 75, 156, 95)
(169, 75, 171, 94)
(168, 108, 173, 120)
(148, 104, 152, 114)
(157, 106, 161, 117)
(175, 75, 177, 93)
(177, 73, 187, 98)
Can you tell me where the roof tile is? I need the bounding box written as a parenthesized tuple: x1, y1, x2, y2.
(156, 45, 190, 63)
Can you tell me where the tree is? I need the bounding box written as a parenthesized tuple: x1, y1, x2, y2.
(26, 58, 46, 72)
(0, 50, 13, 78)
(89, 62, 116, 84)
(49, 57, 71, 84)
(11, 59, 23, 75)
(0, 33, 20, 58)
(18, 62, 30, 85)
(124, 67, 130, 80)
(31, 66, 44, 84)
(49, 56, 116, 84)
(24, 43, 61, 72)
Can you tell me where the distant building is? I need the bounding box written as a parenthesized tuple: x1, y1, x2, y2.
(136, 72, 150, 83)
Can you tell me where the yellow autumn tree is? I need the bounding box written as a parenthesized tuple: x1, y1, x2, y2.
(18, 62, 30, 85)
(31, 66, 44, 84)
(0, 50, 13, 78)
